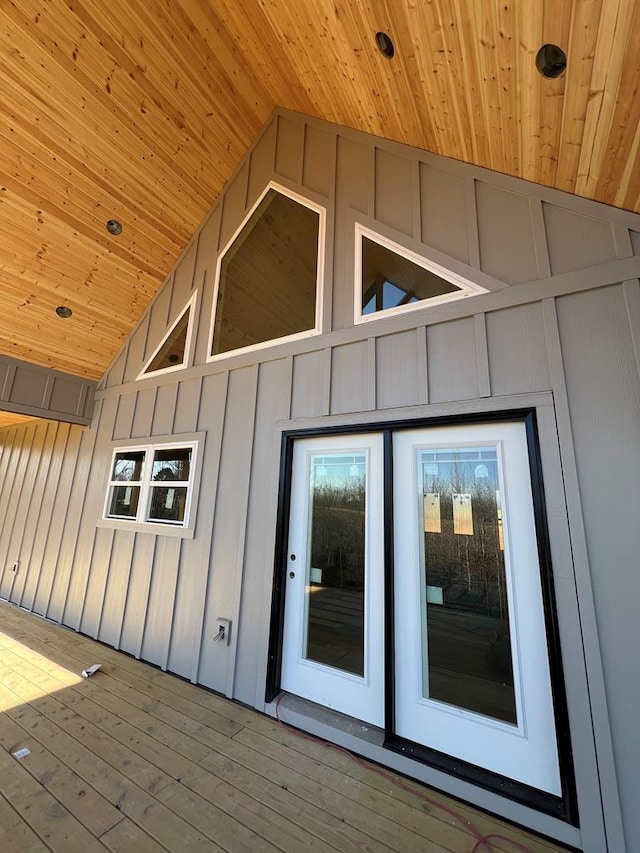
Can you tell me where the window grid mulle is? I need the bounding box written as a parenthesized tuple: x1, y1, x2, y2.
(105, 442, 196, 528)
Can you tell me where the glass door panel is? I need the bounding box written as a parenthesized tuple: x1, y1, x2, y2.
(281, 434, 384, 726)
(305, 453, 366, 675)
(394, 422, 561, 795)
(418, 446, 516, 724)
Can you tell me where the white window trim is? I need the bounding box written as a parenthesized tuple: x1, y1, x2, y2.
(137, 291, 198, 380)
(206, 181, 326, 363)
(100, 434, 204, 538)
(354, 223, 488, 325)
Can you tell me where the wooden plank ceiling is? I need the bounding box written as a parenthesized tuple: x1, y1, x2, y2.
(0, 0, 639, 382)
(0, 412, 34, 429)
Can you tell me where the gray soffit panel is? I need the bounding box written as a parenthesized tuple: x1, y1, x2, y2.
(0, 355, 95, 425)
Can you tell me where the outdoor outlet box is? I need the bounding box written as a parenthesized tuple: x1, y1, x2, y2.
(214, 618, 231, 646)
(10, 561, 18, 573)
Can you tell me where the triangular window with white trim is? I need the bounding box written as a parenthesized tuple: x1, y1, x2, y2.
(139, 293, 196, 378)
(356, 225, 487, 323)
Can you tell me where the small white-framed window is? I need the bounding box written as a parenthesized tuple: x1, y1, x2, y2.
(138, 291, 197, 380)
(104, 440, 198, 532)
(207, 181, 325, 361)
(354, 224, 488, 324)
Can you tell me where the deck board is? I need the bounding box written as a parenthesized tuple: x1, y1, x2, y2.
(0, 600, 571, 853)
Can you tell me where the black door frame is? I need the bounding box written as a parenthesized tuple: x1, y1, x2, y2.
(265, 408, 578, 824)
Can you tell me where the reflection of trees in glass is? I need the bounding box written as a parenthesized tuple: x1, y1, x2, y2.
(310, 477, 366, 591)
(423, 454, 507, 620)
(423, 450, 516, 718)
(152, 450, 191, 482)
(113, 452, 144, 481)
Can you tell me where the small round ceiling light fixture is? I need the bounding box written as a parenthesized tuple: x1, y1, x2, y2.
(535, 43, 567, 78)
(55, 305, 73, 319)
(375, 31, 395, 59)
(106, 218, 123, 236)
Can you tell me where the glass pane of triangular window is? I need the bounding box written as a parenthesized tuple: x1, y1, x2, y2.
(361, 236, 461, 315)
(143, 308, 190, 375)
(212, 188, 320, 357)
(363, 294, 377, 315)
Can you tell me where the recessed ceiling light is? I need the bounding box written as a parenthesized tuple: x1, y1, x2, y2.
(106, 219, 122, 236)
(375, 31, 395, 59)
(535, 44, 567, 78)
(56, 306, 72, 319)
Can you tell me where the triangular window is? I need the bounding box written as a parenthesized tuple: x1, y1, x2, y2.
(209, 183, 324, 359)
(139, 294, 196, 378)
(356, 226, 487, 322)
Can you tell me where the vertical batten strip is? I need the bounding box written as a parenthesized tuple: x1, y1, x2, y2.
(41, 375, 54, 410)
(76, 383, 89, 418)
(0, 429, 21, 576)
(284, 356, 294, 421)
(58, 435, 99, 623)
(248, 116, 278, 207)
(26, 424, 71, 613)
(366, 337, 377, 410)
(64, 398, 118, 628)
(195, 208, 223, 366)
(320, 131, 338, 337)
(116, 534, 138, 652)
(105, 344, 128, 390)
(51, 429, 99, 623)
(2, 424, 38, 602)
(1, 365, 17, 400)
(225, 364, 260, 698)
(251, 359, 296, 707)
(93, 530, 116, 641)
(187, 371, 229, 684)
(474, 313, 491, 398)
(612, 224, 634, 259)
(0, 427, 17, 487)
(541, 297, 624, 853)
(415, 326, 429, 405)
(0, 428, 33, 599)
(189, 233, 201, 294)
(529, 197, 553, 279)
(124, 312, 151, 384)
(411, 158, 421, 241)
(16, 421, 59, 608)
(274, 114, 304, 185)
(75, 527, 98, 633)
(622, 278, 640, 380)
(367, 145, 376, 218)
(161, 539, 183, 672)
(7, 423, 49, 604)
(321, 347, 332, 416)
(163, 273, 176, 327)
(465, 178, 481, 269)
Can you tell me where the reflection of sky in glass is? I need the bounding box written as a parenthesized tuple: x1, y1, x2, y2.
(421, 447, 498, 492)
(362, 280, 420, 314)
(312, 454, 366, 486)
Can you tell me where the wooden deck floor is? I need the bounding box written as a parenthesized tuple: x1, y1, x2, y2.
(0, 600, 571, 853)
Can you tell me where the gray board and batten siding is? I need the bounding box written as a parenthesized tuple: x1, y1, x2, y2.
(0, 355, 95, 424)
(1, 109, 640, 851)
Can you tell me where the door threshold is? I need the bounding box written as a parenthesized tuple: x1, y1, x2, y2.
(265, 692, 581, 851)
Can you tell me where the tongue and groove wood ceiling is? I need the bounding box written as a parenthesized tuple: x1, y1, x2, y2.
(1, 0, 639, 387)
